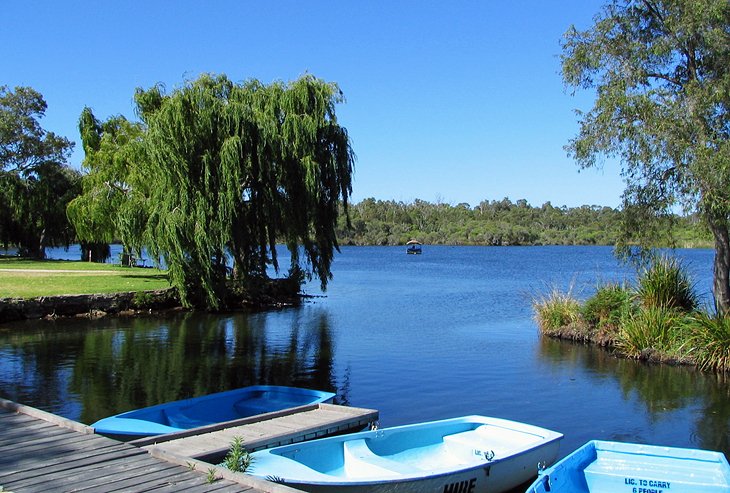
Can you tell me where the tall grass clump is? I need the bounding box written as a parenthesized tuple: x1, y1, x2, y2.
(634, 256, 698, 311)
(581, 283, 633, 334)
(690, 313, 730, 372)
(617, 306, 690, 360)
(533, 286, 582, 336)
(222, 436, 254, 473)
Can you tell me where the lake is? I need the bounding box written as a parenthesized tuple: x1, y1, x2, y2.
(1, 245, 729, 466)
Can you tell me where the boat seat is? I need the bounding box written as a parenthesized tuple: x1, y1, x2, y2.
(443, 426, 496, 463)
(584, 452, 727, 493)
(343, 439, 421, 477)
(162, 410, 209, 430)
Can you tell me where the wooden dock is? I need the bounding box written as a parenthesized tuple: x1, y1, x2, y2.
(134, 403, 379, 463)
(0, 397, 378, 492)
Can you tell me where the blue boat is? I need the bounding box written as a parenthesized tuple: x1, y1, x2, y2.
(527, 440, 730, 493)
(92, 385, 335, 438)
(247, 415, 563, 493)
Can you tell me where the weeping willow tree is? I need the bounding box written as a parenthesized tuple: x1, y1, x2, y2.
(132, 74, 354, 308)
(67, 108, 149, 261)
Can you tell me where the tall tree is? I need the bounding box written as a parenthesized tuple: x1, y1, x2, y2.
(561, 0, 730, 312)
(0, 86, 77, 257)
(67, 107, 148, 260)
(136, 74, 354, 307)
(72, 74, 354, 308)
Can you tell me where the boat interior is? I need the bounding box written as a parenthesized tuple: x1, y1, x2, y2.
(274, 421, 547, 479)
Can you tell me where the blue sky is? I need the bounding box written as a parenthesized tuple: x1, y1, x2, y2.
(3, 1, 624, 208)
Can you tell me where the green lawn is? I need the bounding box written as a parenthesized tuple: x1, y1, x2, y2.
(0, 259, 171, 298)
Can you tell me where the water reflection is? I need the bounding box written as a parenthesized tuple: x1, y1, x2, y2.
(0, 309, 340, 424)
(538, 337, 730, 454)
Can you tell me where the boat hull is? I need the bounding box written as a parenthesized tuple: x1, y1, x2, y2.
(92, 385, 335, 438)
(527, 440, 730, 493)
(249, 416, 563, 493)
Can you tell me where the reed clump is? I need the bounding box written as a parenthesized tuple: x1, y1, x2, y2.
(533, 255, 730, 372)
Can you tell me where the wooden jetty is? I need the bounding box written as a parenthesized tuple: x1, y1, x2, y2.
(133, 403, 379, 463)
(0, 397, 375, 492)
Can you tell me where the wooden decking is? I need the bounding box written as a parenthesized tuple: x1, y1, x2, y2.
(134, 403, 379, 463)
(0, 398, 311, 493)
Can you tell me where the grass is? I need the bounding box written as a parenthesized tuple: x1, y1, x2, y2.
(532, 285, 582, 335)
(690, 312, 730, 372)
(532, 254, 730, 371)
(0, 258, 170, 298)
(581, 283, 633, 331)
(616, 305, 690, 361)
(634, 255, 698, 311)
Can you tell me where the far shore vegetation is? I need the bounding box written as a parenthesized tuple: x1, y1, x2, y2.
(534, 255, 730, 373)
(335, 197, 711, 248)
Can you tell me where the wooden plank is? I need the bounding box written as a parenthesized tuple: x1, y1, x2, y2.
(0, 426, 96, 452)
(3, 454, 155, 490)
(130, 404, 321, 447)
(0, 396, 94, 434)
(144, 404, 377, 463)
(0, 439, 144, 479)
(145, 449, 301, 493)
(52, 461, 186, 492)
(0, 397, 258, 493)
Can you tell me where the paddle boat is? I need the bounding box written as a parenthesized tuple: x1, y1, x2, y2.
(527, 440, 730, 492)
(92, 385, 335, 439)
(247, 415, 563, 493)
(406, 240, 422, 254)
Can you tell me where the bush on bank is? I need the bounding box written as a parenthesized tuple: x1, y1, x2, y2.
(533, 256, 730, 371)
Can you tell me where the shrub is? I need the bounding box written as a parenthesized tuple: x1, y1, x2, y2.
(222, 436, 253, 473)
(617, 306, 689, 359)
(533, 287, 582, 335)
(634, 256, 698, 312)
(689, 312, 730, 372)
(132, 291, 154, 309)
(581, 283, 633, 332)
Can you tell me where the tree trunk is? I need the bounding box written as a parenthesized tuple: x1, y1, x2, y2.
(709, 219, 730, 315)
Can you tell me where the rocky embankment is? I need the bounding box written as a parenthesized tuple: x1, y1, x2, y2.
(0, 289, 180, 323)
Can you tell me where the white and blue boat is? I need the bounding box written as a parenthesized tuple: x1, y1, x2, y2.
(247, 415, 563, 493)
(92, 385, 335, 439)
(527, 440, 730, 493)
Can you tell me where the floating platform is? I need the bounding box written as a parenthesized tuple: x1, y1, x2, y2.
(133, 403, 379, 464)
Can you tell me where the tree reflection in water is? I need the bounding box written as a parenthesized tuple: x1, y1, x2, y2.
(0, 309, 342, 425)
(538, 337, 730, 456)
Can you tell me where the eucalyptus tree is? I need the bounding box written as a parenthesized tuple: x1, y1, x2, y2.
(134, 74, 354, 308)
(0, 86, 77, 257)
(561, 0, 730, 312)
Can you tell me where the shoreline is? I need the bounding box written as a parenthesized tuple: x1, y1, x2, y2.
(0, 284, 304, 323)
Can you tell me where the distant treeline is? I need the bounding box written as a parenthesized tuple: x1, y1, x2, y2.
(336, 198, 712, 248)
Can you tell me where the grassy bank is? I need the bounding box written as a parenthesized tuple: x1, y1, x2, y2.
(0, 258, 170, 298)
(533, 256, 730, 372)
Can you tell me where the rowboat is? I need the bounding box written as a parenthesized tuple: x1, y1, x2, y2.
(247, 415, 563, 493)
(92, 385, 335, 438)
(527, 440, 730, 492)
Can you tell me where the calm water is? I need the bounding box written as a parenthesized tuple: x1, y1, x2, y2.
(1, 245, 729, 464)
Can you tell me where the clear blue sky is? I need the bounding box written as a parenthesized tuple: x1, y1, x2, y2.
(3, 1, 624, 208)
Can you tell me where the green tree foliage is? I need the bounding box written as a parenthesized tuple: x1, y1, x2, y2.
(0, 86, 79, 257)
(67, 108, 148, 259)
(336, 197, 707, 247)
(560, 0, 730, 311)
(70, 74, 354, 308)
